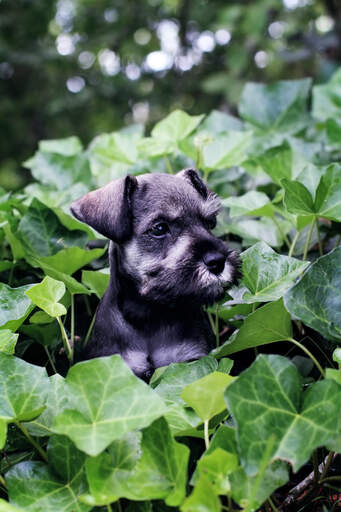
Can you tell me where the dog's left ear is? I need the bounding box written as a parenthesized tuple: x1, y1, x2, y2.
(177, 168, 208, 199)
(70, 175, 138, 242)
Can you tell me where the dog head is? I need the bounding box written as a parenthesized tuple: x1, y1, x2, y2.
(70, 169, 238, 305)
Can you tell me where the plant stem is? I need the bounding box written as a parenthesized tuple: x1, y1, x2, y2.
(303, 218, 316, 261)
(16, 422, 48, 462)
(268, 496, 279, 512)
(215, 305, 219, 348)
(106, 504, 112, 512)
(164, 155, 173, 174)
(319, 475, 341, 484)
(204, 420, 210, 449)
(8, 260, 15, 287)
(83, 295, 92, 316)
(0, 474, 6, 488)
(43, 346, 57, 374)
(315, 219, 323, 256)
(117, 499, 122, 512)
(83, 307, 98, 347)
(57, 316, 73, 362)
(288, 231, 300, 257)
(289, 338, 325, 377)
(312, 450, 319, 482)
(70, 293, 75, 347)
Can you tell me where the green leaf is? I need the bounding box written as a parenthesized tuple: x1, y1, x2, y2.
(24, 150, 91, 191)
(257, 142, 292, 185)
(228, 217, 286, 248)
(0, 499, 24, 512)
(239, 79, 311, 133)
(284, 246, 341, 342)
(0, 330, 18, 355)
(37, 247, 106, 276)
(151, 110, 204, 141)
(202, 131, 252, 170)
(222, 191, 273, 217)
(6, 436, 90, 512)
(29, 311, 55, 324)
(25, 276, 67, 318)
(282, 178, 315, 216)
(181, 474, 221, 512)
(0, 283, 35, 331)
(81, 268, 110, 298)
(0, 353, 49, 441)
(52, 355, 167, 455)
(86, 417, 189, 506)
(225, 354, 341, 475)
(239, 242, 310, 303)
(213, 300, 292, 358)
(196, 448, 238, 494)
(39, 136, 83, 156)
(326, 118, 341, 145)
(314, 164, 341, 222)
(137, 137, 175, 158)
(312, 68, 341, 121)
(153, 356, 218, 434)
(200, 110, 243, 134)
(25, 374, 70, 437)
(181, 372, 233, 421)
(17, 199, 88, 257)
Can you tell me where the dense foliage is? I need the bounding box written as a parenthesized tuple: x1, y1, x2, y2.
(1, 0, 341, 189)
(1, 70, 341, 511)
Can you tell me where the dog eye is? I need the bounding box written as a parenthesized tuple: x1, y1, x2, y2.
(150, 222, 169, 237)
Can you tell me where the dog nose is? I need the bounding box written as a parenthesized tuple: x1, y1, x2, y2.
(203, 251, 226, 275)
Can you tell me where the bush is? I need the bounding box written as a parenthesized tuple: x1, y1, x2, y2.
(0, 70, 341, 511)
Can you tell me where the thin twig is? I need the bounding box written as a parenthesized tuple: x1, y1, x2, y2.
(288, 231, 300, 257)
(303, 218, 315, 261)
(16, 422, 48, 463)
(83, 307, 98, 347)
(289, 338, 325, 377)
(204, 420, 210, 450)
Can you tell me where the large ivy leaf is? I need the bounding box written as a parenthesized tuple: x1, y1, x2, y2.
(0, 283, 35, 331)
(17, 199, 88, 257)
(38, 136, 83, 156)
(314, 164, 341, 222)
(6, 436, 90, 512)
(282, 179, 315, 216)
(25, 276, 67, 318)
(284, 246, 341, 341)
(228, 217, 288, 248)
(225, 354, 341, 475)
(239, 79, 311, 133)
(86, 417, 189, 506)
(312, 68, 341, 121)
(181, 475, 221, 512)
(239, 242, 309, 303)
(0, 354, 49, 447)
(151, 110, 204, 142)
(257, 142, 292, 184)
(202, 131, 252, 170)
(0, 499, 23, 512)
(81, 268, 110, 298)
(213, 300, 292, 357)
(222, 191, 273, 218)
(24, 148, 91, 191)
(200, 110, 243, 134)
(52, 355, 167, 455)
(181, 372, 233, 421)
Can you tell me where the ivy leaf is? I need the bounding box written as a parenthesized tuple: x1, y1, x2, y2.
(151, 110, 204, 142)
(0, 499, 24, 511)
(0, 283, 35, 331)
(257, 142, 292, 184)
(195, 448, 238, 494)
(0, 353, 49, 447)
(0, 330, 18, 355)
(312, 68, 341, 121)
(137, 137, 174, 158)
(181, 475, 221, 512)
(25, 276, 67, 318)
(240, 242, 309, 303)
(239, 79, 311, 134)
(17, 199, 88, 257)
(181, 372, 233, 421)
(81, 269, 110, 298)
(228, 217, 286, 248)
(213, 300, 292, 358)
(85, 417, 189, 506)
(284, 246, 341, 342)
(36, 247, 106, 276)
(225, 354, 341, 475)
(38, 136, 83, 156)
(222, 191, 273, 218)
(314, 164, 341, 222)
(202, 132, 252, 170)
(282, 179, 315, 216)
(200, 110, 244, 134)
(6, 436, 90, 512)
(52, 355, 167, 456)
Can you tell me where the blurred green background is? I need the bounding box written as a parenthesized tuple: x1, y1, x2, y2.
(1, 0, 341, 189)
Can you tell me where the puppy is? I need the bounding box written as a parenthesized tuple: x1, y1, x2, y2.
(70, 169, 238, 379)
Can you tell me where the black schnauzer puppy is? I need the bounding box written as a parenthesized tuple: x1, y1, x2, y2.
(70, 169, 238, 379)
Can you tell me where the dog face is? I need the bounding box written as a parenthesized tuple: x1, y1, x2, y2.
(71, 169, 238, 305)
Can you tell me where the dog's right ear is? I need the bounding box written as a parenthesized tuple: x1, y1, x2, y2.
(70, 175, 138, 242)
